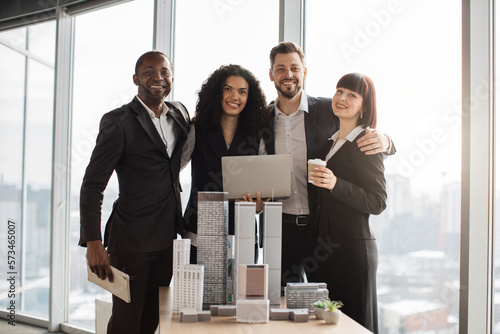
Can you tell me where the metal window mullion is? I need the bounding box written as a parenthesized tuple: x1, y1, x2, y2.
(154, 0, 175, 100)
(0, 38, 55, 69)
(49, 5, 74, 332)
(279, 0, 305, 92)
(20, 26, 29, 315)
(279, 0, 304, 47)
(460, 0, 494, 333)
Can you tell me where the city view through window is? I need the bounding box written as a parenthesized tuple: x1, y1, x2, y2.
(305, 1, 461, 333)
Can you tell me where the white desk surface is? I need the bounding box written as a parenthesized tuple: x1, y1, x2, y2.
(159, 287, 372, 334)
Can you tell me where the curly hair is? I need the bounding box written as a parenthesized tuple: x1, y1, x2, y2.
(193, 64, 269, 136)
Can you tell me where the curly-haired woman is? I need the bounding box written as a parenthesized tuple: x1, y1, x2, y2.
(181, 64, 270, 263)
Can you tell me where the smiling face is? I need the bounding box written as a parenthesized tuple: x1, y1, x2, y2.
(133, 53, 173, 108)
(220, 75, 249, 118)
(332, 87, 364, 121)
(269, 52, 307, 100)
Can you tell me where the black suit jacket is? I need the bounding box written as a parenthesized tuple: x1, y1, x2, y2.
(264, 93, 395, 217)
(183, 122, 260, 235)
(264, 94, 339, 214)
(79, 97, 190, 254)
(310, 130, 387, 240)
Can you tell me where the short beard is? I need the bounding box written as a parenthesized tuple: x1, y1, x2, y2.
(139, 85, 170, 104)
(276, 84, 301, 100)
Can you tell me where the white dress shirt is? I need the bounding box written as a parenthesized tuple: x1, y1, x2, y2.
(273, 91, 310, 215)
(325, 125, 365, 162)
(137, 95, 177, 157)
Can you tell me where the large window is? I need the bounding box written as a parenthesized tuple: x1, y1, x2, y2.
(305, 1, 461, 332)
(68, 0, 154, 330)
(0, 21, 56, 319)
(174, 0, 279, 113)
(174, 0, 279, 205)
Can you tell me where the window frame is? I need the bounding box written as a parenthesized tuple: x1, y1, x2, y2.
(0, 18, 57, 331)
(460, 0, 495, 333)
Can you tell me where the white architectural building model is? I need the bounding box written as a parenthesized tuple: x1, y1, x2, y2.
(197, 192, 229, 309)
(173, 239, 190, 269)
(236, 264, 269, 323)
(236, 299, 270, 323)
(285, 282, 329, 314)
(227, 235, 235, 303)
(237, 264, 268, 300)
(172, 239, 204, 313)
(234, 202, 256, 299)
(262, 202, 282, 306)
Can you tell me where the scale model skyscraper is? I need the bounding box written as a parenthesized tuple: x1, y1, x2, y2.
(263, 202, 282, 306)
(197, 192, 229, 309)
(234, 202, 256, 299)
(172, 239, 204, 312)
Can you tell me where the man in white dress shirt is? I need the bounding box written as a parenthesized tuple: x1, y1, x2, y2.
(262, 41, 393, 285)
(80, 51, 190, 333)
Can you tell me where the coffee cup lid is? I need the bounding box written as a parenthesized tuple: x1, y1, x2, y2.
(308, 159, 326, 165)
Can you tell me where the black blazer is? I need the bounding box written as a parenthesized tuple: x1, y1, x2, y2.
(264, 93, 395, 217)
(183, 122, 260, 235)
(310, 130, 387, 241)
(264, 94, 339, 214)
(79, 97, 190, 254)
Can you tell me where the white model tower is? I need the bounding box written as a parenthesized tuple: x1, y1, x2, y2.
(234, 201, 256, 299)
(263, 202, 282, 306)
(237, 264, 268, 300)
(173, 239, 190, 269)
(172, 239, 204, 312)
(236, 264, 269, 323)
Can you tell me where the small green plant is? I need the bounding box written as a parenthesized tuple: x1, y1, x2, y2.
(314, 300, 327, 308)
(324, 299, 343, 311)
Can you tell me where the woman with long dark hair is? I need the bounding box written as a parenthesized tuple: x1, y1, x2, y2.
(181, 64, 270, 262)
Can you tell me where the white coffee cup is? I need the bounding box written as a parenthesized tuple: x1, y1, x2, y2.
(307, 159, 326, 183)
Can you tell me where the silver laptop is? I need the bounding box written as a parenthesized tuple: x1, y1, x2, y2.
(221, 154, 291, 200)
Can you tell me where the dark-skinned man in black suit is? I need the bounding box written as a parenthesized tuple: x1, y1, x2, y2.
(79, 51, 189, 334)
